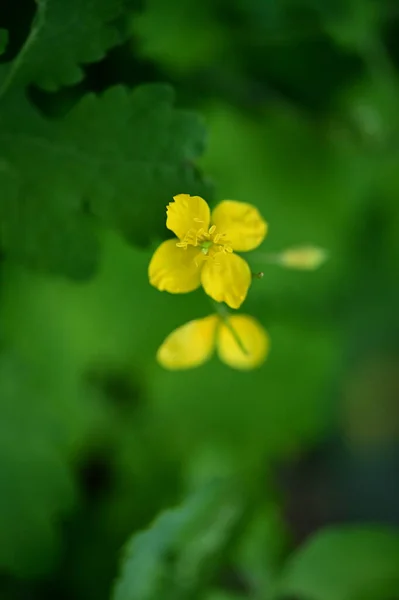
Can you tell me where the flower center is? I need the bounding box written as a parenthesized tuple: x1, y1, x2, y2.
(177, 224, 233, 257)
(200, 240, 213, 255)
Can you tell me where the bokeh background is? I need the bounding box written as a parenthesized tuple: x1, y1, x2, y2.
(1, 0, 399, 599)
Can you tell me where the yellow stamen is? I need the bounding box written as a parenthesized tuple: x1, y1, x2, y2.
(177, 223, 233, 260)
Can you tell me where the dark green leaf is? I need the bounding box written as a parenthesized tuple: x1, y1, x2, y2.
(0, 0, 134, 93)
(0, 84, 210, 278)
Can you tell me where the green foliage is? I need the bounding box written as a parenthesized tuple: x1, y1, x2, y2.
(0, 0, 210, 278)
(0, 354, 75, 576)
(0, 0, 133, 91)
(133, 0, 227, 73)
(113, 480, 243, 600)
(277, 526, 399, 600)
(1, 0, 399, 598)
(0, 84, 208, 278)
(233, 506, 288, 597)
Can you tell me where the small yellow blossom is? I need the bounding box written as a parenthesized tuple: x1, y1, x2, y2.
(157, 314, 270, 371)
(149, 194, 267, 309)
(275, 245, 328, 270)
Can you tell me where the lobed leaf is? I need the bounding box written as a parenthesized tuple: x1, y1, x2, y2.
(0, 84, 210, 278)
(0, 0, 136, 93)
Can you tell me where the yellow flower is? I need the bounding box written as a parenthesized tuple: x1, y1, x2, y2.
(157, 314, 270, 371)
(149, 194, 267, 309)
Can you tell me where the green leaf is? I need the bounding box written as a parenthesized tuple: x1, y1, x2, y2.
(277, 525, 399, 600)
(233, 505, 288, 597)
(112, 480, 242, 600)
(0, 354, 75, 576)
(0, 84, 209, 278)
(0, 0, 134, 93)
(0, 29, 8, 56)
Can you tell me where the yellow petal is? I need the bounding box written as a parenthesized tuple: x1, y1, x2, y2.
(166, 194, 211, 242)
(211, 200, 267, 252)
(217, 315, 270, 370)
(157, 315, 218, 370)
(149, 239, 202, 293)
(201, 252, 251, 309)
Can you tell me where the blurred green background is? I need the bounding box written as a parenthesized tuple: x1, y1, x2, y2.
(1, 0, 399, 599)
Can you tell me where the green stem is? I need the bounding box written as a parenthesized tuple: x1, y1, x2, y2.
(211, 300, 249, 356)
